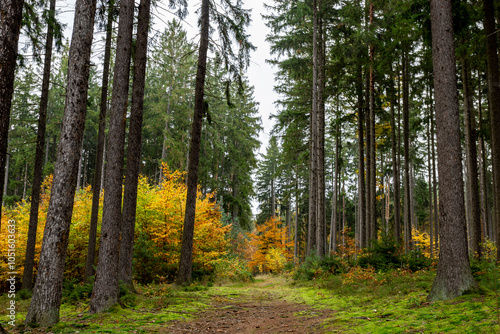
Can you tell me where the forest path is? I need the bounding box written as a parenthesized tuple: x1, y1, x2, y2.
(164, 275, 333, 333)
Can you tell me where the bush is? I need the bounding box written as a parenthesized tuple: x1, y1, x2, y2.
(62, 279, 93, 304)
(358, 240, 400, 271)
(292, 254, 344, 281)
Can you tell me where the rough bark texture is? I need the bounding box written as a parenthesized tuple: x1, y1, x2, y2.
(462, 59, 482, 258)
(84, 0, 115, 284)
(307, 0, 319, 256)
(427, 0, 478, 301)
(22, 0, 57, 291)
(119, 0, 151, 289)
(368, 0, 376, 243)
(0, 0, 24, 225)
(482, 0, 500, 257)
(24, 0, 97, 326)
(390, 64, 401, 244)
(316, 5, 326, 257)
(90, 0, 134, 313)
(402, 50, 411, 251)
(357, 65, 366, 249)
(177, 0, 209, 284)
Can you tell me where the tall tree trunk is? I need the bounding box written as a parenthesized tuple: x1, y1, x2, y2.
(483, 0, 500, 257)
(294, 169, 299, 264)
(0, 0, 24, 223)
(478, 71, 491, 241)
(402, 49, 412, 251)
(90, 0, 135, 313)
(25, 0, 97, 326)
(316, 3, 326, 257)
(390, 62, 401, 244)
(462, 59, 482, 258)
(177, 0, 210, 284)
(368, 0, 376, 243)
(22, 0, 57, 291)
(364, 67, 372, 248)
(427, 0, 478, 301)
(119, 0, 151, 291)
(427, 90, 434, 258)
(431, 97, 439, 248)
(357, 65, 366, 249)
(84, 0, 115, 284)
(307, 0, 319, 256)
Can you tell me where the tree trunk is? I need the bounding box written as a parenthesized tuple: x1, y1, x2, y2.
(0, 0, 24, 223)
(25, 0, 97, 326)
(357, 65, 366, 249)
(84, 0, 114, 284)
(90, 0, 135, 313)
(177, 0, 210, 284)
(2, 152, 9, 207)
(368, 0, 376, 243)
(390, 62, 401, 244)
(119, 0, 151, 291)
(427, 0, 478, 301)
(22, 0, 57, 290)
(462, 59, 482, 258)
(427, 90, 434, 258)
(294, 169, 299, 264)
(483, 0, 500, 257)
(478, 71, 491, 241)
(316, 2, 326, 257)
(402, 49, 411, 251)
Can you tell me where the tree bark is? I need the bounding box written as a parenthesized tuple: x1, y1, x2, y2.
(90, 0, 134, 313)
(427, 0, 478, 301)
(307, 0, 319, 257)
(0, 0, 24, 224)
(402, 49, 412, 251)
(482, 0, 500, 257)
(25, 0, 97, 326)
(462, 59, 482, 258)
(177, 0, 210, 284)
(390, 62, 401, 244)
(368, 0, 376, 243)
(22, 0, 57, 291)
(357, 65, 366, 249)
(84, 0, 114, 284)
(316, 2, 326, 257)
(119, 0, 151, 291)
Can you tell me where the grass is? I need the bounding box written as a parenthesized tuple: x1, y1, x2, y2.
(0, 267, 499, 333)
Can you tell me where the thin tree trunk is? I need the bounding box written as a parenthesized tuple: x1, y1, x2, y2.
(482, 0, 500, 257)
(364, 67, 372, 248)
(83, 0, 113, 283)
(368, 0, 376, 243)
(0, 0, 24, 223)
(403, 49, 412, 251)
(90, 0, 135, 313)
(478, 70, 491, 241)
(462, 59, 482, 258)
(427, 0, 478, 301)
(25, 0, 97, 326)
(432, 98, 439, 249)
(294, 168, 299, 264)
(23, 0, 59, 284)
(119, 0, 151, 291)
(390, 62, 401, 244)
(177, 0, 210, 284)
(316, 2, 326, 257)
(357, 64, 366, 249)
(427, 93, 434, 258)
(2, 153, 8, 207)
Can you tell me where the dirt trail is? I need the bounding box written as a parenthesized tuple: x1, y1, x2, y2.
(165, 277, 332, 334)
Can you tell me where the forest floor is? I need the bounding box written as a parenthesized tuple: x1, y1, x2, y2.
(1, 271, 500, 333)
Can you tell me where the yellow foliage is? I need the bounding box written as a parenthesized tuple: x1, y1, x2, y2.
(411, 228, 438, 258)
(248, 216, 293, 273)
(0, 165, 229, 286)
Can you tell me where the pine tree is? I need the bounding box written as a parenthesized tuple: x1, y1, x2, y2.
(25, 0, 98, 326)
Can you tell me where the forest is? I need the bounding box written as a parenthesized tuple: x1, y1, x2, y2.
(0, 0, 500, 332)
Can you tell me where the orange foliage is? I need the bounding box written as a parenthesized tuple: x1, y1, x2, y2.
(248, 216, 293, 273)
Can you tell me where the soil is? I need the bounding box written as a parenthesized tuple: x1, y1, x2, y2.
(165, 278, 333, 334)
